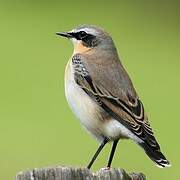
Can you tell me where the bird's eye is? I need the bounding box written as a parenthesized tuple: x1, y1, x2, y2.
(79, 31, 87, 39)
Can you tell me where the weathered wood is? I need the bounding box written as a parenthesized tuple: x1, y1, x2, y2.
(15, 166, 146, 180)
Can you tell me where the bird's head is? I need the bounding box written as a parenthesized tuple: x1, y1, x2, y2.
(56, 25, 117, 54)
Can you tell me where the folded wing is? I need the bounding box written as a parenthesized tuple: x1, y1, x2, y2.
(72, 54, 170, 167)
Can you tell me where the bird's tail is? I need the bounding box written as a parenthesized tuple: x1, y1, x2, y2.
(139, 141, 171, 168)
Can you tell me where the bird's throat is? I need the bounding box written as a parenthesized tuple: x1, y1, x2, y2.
(73, 41, 91, 54)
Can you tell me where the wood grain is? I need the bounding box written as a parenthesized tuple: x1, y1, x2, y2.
(15, 166, 146, 180)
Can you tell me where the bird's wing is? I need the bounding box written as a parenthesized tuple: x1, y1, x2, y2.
(72, 54, 160, 149)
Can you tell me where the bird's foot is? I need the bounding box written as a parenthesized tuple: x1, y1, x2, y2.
(100, 167, 111, 171)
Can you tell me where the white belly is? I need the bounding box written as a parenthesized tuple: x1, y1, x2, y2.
(64, 60, 103, 141)
(64, 60, 142, 143)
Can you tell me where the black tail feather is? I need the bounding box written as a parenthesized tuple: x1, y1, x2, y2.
(139, 142, 171, 168)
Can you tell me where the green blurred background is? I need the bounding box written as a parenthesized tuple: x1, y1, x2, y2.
(0, 0, 179, 179)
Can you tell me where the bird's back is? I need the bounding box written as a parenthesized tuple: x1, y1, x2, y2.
(82, 50, 138, 103)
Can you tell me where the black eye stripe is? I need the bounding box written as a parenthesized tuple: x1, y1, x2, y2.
(71, 30, 97, 47)
(78, 31, 88, 39)
(79, 31, 86, 35)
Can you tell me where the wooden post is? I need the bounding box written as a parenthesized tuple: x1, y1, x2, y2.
(15, 166, 146, 180)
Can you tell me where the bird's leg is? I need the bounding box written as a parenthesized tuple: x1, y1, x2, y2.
(87, 138, 108, 169)
(107, 139, 119, 168)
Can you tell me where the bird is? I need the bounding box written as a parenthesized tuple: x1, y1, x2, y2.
(56, 25, 171, 169)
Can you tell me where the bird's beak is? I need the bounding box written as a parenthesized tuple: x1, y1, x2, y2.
(56, 32, 74, 38)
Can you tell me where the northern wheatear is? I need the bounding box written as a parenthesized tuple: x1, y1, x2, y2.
(56, 25, 171, 169)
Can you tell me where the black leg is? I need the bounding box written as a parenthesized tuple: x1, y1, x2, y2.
(87, 138, 108, 169)
(107, 139, 119, 168)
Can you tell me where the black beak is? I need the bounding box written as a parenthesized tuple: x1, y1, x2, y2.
(56, 32, 74, 38)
